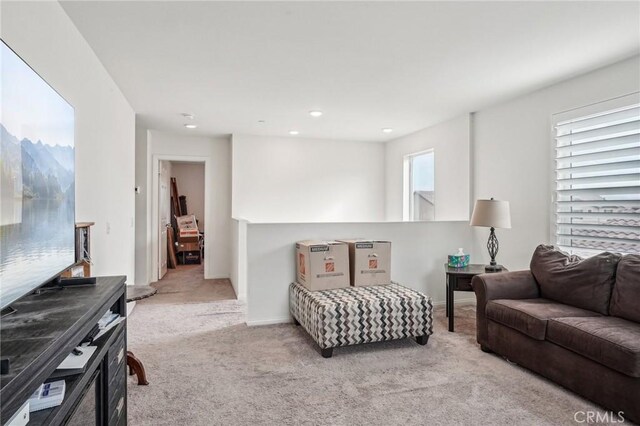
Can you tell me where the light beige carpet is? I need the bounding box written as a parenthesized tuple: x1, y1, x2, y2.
(127, 301, 623, 425)
(146, 264, 236, 304)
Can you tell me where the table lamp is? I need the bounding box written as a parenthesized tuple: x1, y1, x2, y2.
(470, 198, 511, 271)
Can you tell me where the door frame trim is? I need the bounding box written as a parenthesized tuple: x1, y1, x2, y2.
(158, 160, 170, 279)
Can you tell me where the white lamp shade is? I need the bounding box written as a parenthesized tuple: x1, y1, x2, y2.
(470, 199, 511, 229)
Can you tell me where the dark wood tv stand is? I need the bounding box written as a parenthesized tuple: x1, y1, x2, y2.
(0, 276, 127, 425)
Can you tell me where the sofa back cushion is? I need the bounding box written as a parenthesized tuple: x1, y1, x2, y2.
(610, 254, 640, 323)
(530, 245, 620, 315)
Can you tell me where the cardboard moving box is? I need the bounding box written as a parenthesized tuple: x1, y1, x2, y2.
(339, 240, 391, 286)
(176, 215, 200, 243)
(182, 250, 201, 265)
(177, 229, 199, 243)
(296, 241, 350, 291)
(176, 242, 199, 252)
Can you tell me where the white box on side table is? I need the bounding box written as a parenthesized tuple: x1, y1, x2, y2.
(295, 240, 350, 291)
(339, 240, 391, 286)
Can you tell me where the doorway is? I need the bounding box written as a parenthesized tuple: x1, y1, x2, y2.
(163, 160, 204, 280)
(150, 155, 236, 303)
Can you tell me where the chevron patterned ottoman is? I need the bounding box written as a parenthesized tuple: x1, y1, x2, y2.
(289, 282, 433, 358)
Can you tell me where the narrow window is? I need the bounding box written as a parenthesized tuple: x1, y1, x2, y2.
(405, 150, 435, 221)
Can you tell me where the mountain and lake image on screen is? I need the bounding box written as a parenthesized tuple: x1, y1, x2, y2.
(0, 40, 75, 309)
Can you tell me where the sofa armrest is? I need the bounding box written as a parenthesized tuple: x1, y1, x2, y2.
(472, 270, 540, 348)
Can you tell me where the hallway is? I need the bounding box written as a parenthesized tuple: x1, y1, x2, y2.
(146, 264, 236, 305)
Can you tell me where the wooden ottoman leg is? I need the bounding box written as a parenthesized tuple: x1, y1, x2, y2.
(416, 335, 430, 345)
(480, 345, 493, 353)
(321, 348, 333, 358)
(127, 351, 149, 385)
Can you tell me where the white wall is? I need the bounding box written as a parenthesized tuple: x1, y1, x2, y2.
(231, 134, 386, 223)
(171, 162, 205, 231)
(230, 218, 248, 301)
(1, 2, 136, 283)
(134, 120, 149, 285)
(140, 130, 231, 282)
(471, 55, 640, 271)
(246, 221, 474, 325)
(240, 57, 640, 326)
(385, 115, 471, 222)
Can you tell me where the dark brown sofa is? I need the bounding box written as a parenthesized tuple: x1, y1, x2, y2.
(472, 245, 640, 423)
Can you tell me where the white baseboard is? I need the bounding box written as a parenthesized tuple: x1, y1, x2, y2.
(246, 317, 291, 327)
(246, 298, 477, 327)
(205, 274, 231, 280)
(126, 301, 136, 316)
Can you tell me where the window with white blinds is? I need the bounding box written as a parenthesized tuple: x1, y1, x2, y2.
(554, 96, 640, 256)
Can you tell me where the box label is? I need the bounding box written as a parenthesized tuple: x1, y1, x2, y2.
(310, 246, 329, 252)
(299, 253, 306, 276)
(356, 243, 374, 249)
(317, 272, 344, 278)
(368, 259, 378, 269)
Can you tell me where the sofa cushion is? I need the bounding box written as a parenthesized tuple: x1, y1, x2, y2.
(547, 316, 640, 378)
(530, 245, 621, 315)
(486, 298, 601, 340)
(610, 254, 640, 323)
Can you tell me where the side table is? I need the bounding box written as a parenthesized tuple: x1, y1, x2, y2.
(126, 285, 157, 385)
(445, 264, 508, 332)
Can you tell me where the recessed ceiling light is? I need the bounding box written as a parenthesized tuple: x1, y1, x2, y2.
(181, 113, 195, 120)
(288, 130, 299, 135)
(184, 124, 197, 129)
(382, 128, 393, 133)
(309, 110, 323, 117)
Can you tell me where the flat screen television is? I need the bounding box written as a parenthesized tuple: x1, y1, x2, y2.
(0, 40, 75, 311)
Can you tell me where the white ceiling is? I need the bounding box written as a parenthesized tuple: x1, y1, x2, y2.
(61, 1, 640, 142)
